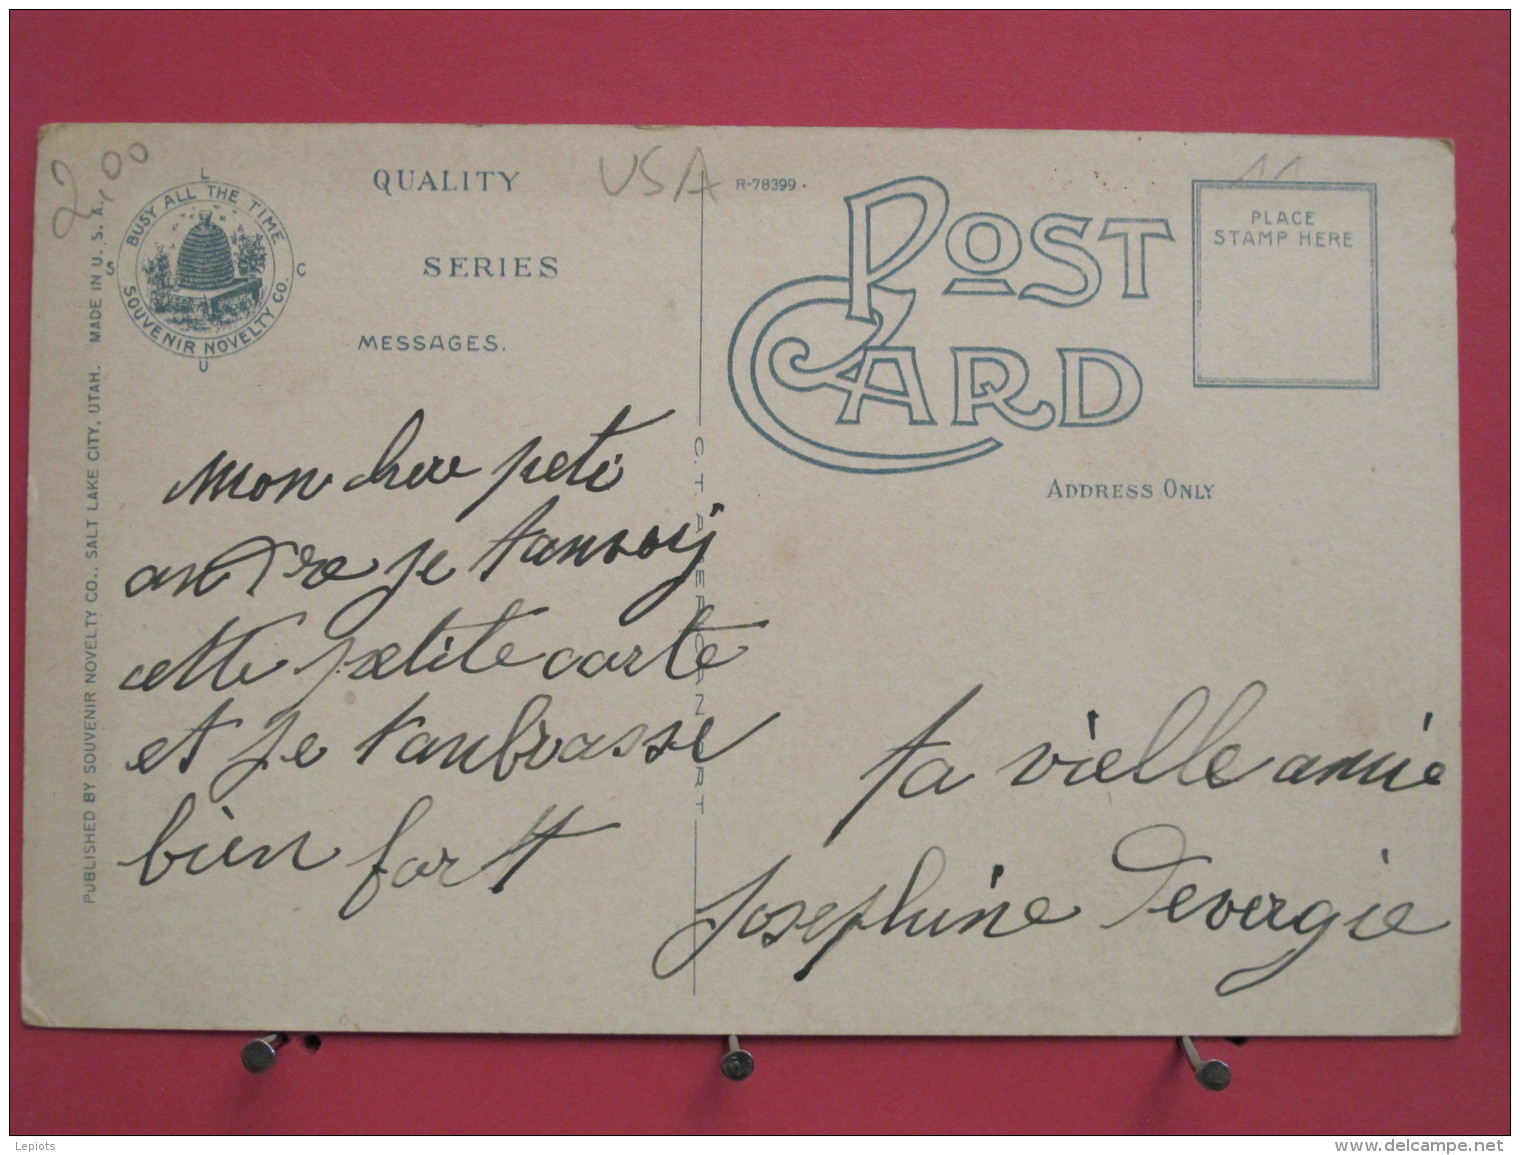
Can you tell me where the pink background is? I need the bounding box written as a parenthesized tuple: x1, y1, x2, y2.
(10, 11, 1509, 1135)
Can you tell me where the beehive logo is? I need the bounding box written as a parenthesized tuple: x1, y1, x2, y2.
(118, 179, 296, 362)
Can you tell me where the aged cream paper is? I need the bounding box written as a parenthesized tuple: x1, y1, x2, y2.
(24, 125, 1459, 1034)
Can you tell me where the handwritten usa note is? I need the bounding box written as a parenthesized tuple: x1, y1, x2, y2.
(25, 125, 1459, 1034)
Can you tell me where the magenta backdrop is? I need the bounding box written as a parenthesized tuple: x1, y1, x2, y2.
(10, 11, 1509, 1136)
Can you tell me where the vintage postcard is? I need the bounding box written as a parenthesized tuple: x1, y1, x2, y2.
(24, 125, 1458, 1034)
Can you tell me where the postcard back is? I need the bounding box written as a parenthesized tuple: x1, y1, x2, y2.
(24, 125, 1459, 1034)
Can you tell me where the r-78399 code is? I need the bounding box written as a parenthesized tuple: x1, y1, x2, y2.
(735, 178, 798, 191)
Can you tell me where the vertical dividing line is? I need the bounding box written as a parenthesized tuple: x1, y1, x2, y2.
(697, 188, 706, 424)
(692, 192, 706, 998)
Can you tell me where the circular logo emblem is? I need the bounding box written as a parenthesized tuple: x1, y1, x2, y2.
(118, 180, 295, 360)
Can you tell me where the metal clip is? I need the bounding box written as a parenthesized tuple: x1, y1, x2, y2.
(241, 1032, 289, 1074)
(1178, 1036, 1231, 1091)
(720, 1034, 754, 1081)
